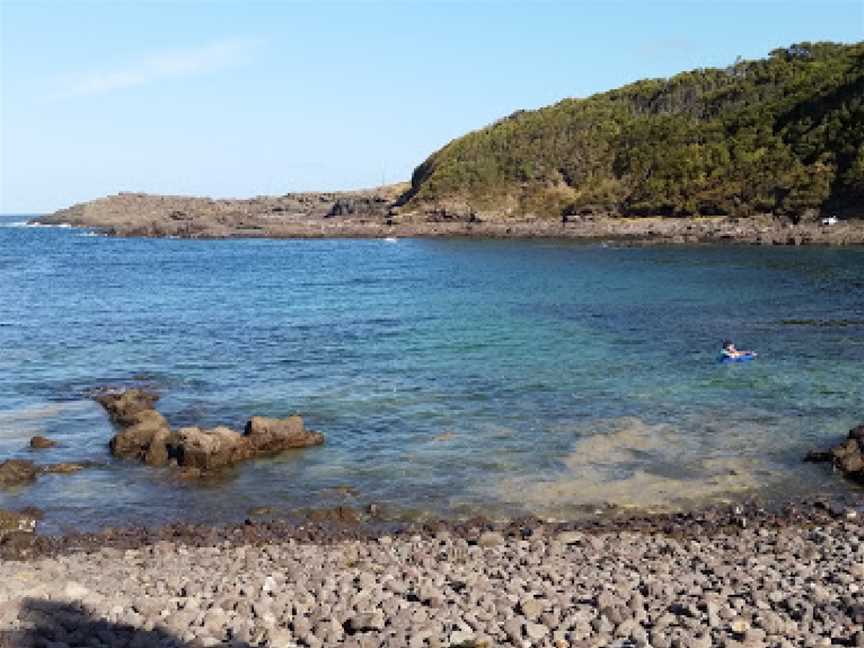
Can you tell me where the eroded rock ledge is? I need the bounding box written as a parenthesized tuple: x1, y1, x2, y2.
(94, 389, 324, 476)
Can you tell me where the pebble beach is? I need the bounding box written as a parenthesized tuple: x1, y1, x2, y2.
(2, 502, 864, 648)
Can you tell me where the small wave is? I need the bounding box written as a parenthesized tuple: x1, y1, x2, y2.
(15, 222, 74, 229)
(0, 221, 30, 228)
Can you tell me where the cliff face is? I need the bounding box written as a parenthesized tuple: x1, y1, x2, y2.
(401, 42, 864, 222)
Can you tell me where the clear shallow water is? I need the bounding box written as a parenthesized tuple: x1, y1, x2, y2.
(0, 215, 862, 532)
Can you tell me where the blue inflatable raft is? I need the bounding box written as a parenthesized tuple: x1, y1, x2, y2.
(719, 353, 755, 363)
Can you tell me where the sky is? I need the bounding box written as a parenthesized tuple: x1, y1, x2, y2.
(1, 1, 862, 214)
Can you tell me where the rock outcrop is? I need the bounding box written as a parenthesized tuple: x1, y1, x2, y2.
(805, 423, 864, 480)
(94, 389, 324, 475)
(34, 185, 406, 238)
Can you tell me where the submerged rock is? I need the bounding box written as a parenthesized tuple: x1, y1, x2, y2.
(0, 460, 38, 487)
(29, 436, 57, 449)
(40, 462, 89, 475)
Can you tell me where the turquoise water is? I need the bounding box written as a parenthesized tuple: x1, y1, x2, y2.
(1, 216, 862, 532)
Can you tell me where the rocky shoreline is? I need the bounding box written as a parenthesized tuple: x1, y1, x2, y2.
(1, 498, 863, 647)
(31, 190, 864, 245)
(3, 415, 864, 645)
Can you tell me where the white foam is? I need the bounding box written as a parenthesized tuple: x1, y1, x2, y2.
(16, 222, 73, 229)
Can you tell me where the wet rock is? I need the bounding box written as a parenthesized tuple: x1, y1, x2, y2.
(94, 389, 325, 475)
(94, 388, 160, 425)
(244, 415, 325, 453)
(29, 435, 57, 449)
(306, 506, 360, 525)
(0, 459, 38, 487)
(108, 409, 171, 462)
(0, 508, 39, 536)
(0, 508, 41, 560)
(808, 422, 864, 481)
(40, 462, 88, 475)
(172, 426, 253, 470)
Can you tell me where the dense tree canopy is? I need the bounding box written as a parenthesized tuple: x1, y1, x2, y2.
(403, 42, 864, 221)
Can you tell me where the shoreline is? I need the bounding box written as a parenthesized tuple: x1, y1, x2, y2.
(29, 190, 864, 245)
(4, 493, 862, 562)
(33, 216, 864, 247)
(2, 497, 863, 647)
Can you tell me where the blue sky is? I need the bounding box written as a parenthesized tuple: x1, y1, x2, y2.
(1, 1, 862, 213)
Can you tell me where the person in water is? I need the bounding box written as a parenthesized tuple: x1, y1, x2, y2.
(721, 339, 757, 358)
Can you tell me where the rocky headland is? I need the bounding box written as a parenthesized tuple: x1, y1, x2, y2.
(29, 190, 864, 245)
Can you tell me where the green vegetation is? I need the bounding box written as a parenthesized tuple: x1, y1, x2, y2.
(403, 42, 864, 221)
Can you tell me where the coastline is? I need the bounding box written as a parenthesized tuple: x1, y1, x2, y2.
(30, 190, 864, 245)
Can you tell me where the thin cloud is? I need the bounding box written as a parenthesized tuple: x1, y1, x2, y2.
(59, 37, 259, 98)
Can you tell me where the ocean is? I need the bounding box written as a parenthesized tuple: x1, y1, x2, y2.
(1, 215, 862, 533)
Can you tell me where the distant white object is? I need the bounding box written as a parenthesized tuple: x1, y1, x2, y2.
(383, 236, 398, 243)
(822, 216, 838, 226)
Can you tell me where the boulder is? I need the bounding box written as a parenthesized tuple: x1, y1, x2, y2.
(0, 460, 38, 487)
(29, 436, 57, 449)
(94, 388, 160, 426)
(806, 423, 864, 481)
(171, 426, 254, 470)
(109, 409, 171, 462)
(244, 415, 324, 454)
(144, 427, 171, 467)
(93, 389, 325, 476)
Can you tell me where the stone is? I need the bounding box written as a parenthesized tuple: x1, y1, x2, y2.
(94, 388, 160, 425)
(349, 611, 385, 632)
(244, 415, 325, 453)
(29, 435, 57, 449)
(520, 597, 543, 621)
(556, 530, 583, 544)
(41, 462, 90, 475)
(0, 459, 38, 487)
(478, 531, 504, 547)
(109, 409, 171, 461)
(525, 622, 549, 641)
(172, 426, 254, 470)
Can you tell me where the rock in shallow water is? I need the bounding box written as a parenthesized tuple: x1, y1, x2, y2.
(95, 388, 325, 476)
(807, 423, 864, 481)
(94, 388, 160, 426)
(29, 435, 57, 449)
(0, 460, 38, 487)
